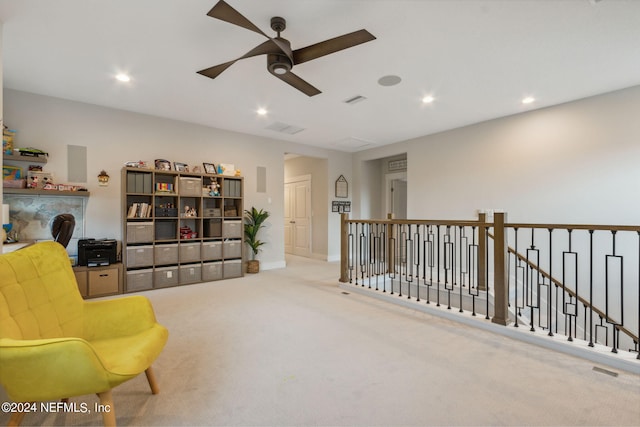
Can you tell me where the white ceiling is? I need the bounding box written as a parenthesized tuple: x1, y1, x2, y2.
(1, 0, 639, 152)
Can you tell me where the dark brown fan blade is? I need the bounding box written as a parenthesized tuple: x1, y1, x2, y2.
(197, 61, 236, 80)
(274, 72, 322, 97)
(197, 40, 282, 80)
(292, 29, 375, 65)
(207, 0, 267, 37)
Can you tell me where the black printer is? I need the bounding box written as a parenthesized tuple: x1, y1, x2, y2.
(78, 239, 118, 267)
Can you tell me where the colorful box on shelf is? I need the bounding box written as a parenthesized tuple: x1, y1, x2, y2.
(155, 182, 174, 193)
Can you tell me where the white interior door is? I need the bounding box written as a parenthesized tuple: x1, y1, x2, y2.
(386, 172, 407, 219)
(284, 177, 311, 257)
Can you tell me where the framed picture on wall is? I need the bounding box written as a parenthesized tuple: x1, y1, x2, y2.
(203, 163, 217, 174)
(335, 175, 348, 198)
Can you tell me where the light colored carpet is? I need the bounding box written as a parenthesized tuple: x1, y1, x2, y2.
(1, 255, 639, 426)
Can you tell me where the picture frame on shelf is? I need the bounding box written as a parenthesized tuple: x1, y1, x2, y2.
(174, 162, 188, 172)
(3, 165, 22, 180)
(155, 159, 172, 171)
(203, 163, 217, 174)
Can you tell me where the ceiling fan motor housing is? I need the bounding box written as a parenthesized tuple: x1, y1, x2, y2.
(267, 36, 292, 75)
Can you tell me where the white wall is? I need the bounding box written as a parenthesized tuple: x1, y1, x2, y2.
(354, 85, 640, 225)
(3, 89, 350, 267)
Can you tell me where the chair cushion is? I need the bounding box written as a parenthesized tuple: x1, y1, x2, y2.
(0, 241, 83, 340)
(90, 324, 169, 379)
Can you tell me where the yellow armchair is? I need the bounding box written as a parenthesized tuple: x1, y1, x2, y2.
(0, 241, 168, 426)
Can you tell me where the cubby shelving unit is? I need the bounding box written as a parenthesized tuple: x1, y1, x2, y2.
(122, 167, 244, 292)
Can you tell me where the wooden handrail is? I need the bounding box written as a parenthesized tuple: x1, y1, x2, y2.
(507, 223, 640, 233)
(346, 218, 490, 227)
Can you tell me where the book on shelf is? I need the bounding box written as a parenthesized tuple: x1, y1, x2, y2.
(127, 202, 152, 218)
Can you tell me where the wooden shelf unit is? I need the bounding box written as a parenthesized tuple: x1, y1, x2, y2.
(122, 167, 244, 292)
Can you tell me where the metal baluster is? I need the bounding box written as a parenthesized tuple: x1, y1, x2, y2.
(605, 230, 622, 353)
(436, 225, 441, 307)
(637, 231, 640, 359)
(359, 224, 367, 287)
(415, 226, 422, 302)
(485, 226, 490, 320)
(348, 222, 354, 284)
(467, 226, 478, 317)
(588, 230, 594, 347)
(548, 228, 554, 337)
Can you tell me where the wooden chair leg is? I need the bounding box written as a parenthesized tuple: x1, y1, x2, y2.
(145, 366, 160, 395)
(96, 390, 116, 427)
(7, 410, 26, 427)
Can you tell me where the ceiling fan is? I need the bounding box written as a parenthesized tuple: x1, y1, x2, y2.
(197, 0, 376, 96)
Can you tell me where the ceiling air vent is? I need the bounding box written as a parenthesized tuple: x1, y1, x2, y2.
(266, 121, 305, 135)
(333, 137, 375, 151)
(344, 95, 367, 105)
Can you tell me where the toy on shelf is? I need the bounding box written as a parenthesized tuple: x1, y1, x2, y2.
(208, 178, 220, 197)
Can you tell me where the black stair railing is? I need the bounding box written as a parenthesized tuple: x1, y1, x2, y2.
(339, 213, 640, 359)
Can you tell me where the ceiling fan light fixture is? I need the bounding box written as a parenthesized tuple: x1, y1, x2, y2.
(273, 64, 289, 75)
(267, 53, 292, 75)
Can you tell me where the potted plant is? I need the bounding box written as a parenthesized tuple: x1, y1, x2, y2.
(244, 207, 270, 273)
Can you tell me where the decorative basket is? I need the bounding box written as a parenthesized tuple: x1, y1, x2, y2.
(247, 260, 260, 274)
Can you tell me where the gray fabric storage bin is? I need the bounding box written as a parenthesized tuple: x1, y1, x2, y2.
(179, 242, 201, 263)
(202, 261, 223, 281)
(202, 241, 222, 260)
(178, 177, 202, 196)
(126, 268, 153, 292)
(154, 266, 179, 288)
(126, 222, 154, 243)
(126, 245, 154, 268)
(223, 240, 242, 259)
(180, 264, 202, 284)
(222, 220, 242, 238)
(223, 259, 242, 278)
(154, 243, 179, 265)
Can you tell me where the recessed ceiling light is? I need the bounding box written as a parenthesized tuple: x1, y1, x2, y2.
(257, 108, 268, 116)
(115, 73, 131, 82)
(422, 95, 435, 104)
(522, 96, 535, 104)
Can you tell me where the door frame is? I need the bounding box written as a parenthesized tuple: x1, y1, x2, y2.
(284, 174, 312, 257)
(385, 171, 407, 218)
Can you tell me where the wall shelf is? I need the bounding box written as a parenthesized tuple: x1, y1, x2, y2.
(3, 153, 47, 164)
(3, 188, 90, 197)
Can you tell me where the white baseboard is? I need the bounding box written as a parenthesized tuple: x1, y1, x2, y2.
(261, 260, 286, 270)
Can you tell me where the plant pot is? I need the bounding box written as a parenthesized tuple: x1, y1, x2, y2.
(247, 259, 260, 274)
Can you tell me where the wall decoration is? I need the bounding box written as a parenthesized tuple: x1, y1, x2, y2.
(335, 175, 348, 198)
(174, 162, 188, 172)
(219, 163, 235, 176)
(332, 200, 351, 213)
(203, 163, 217, 174)
(97, 170, 110, 186)
(155, 159, 171, 170)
